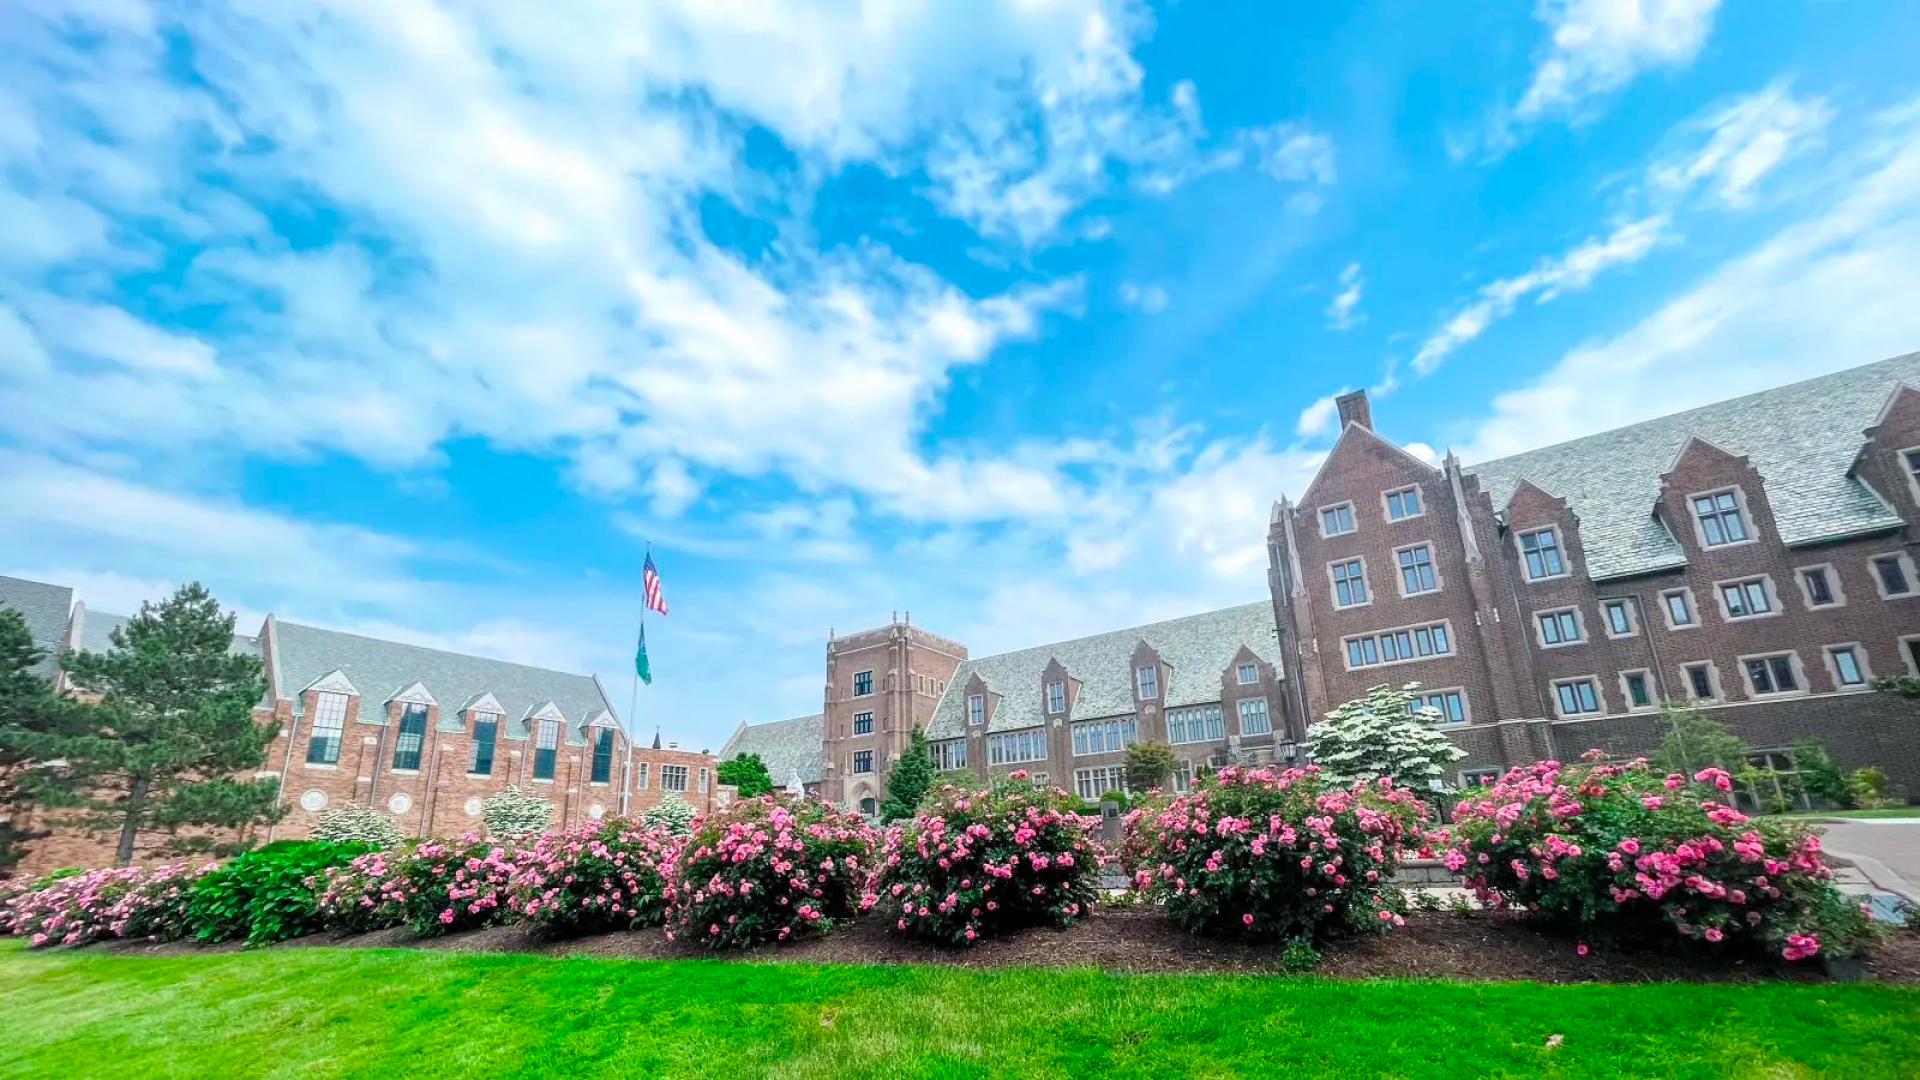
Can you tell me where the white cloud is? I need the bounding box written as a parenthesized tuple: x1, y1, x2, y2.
(1295, 390, 1348, 439)
(1117, 282, 1170, 314)
(1326, 262, 1364, 330)
(1461, 100, 1920, 463)
(1648, 80, 1833, 208)
(1243, 122, 1337, 185)
(1515, 0, 1722, 123)
(1411, 215, 1669, 375)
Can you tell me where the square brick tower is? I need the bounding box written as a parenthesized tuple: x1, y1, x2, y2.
(820, 615, 967, 812)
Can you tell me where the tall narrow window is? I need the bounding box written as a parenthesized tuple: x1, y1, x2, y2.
(1829, 646, 1866, 687)
(1519, 528, 1564, 580)
(1136, 664, 1159, 700)
(852, 711, 874, 735)
(1046, 681, 1066, 714)
(1603, 599, 1634, 636)
(1906, 448, 1920, 496)
(533, 718, 560, 780)
(1397, 545, 1437, 594)
(967, 694, 985, 726)
(699, 767, 709, 793)
(470, 712, 499, 775)
(307, 691, 348, 765)
(635, 762, 649, 790)
(392, 703, 427, 771)
(1623, 672, 1652, 709)
(1873, 555, 1913, 596)
(1693, 490, 1749, 546)
(1385, 487, 1422, 520)
(1801, 567, 1836, 607)
(1685, 664, 1716, 701)
(1237, 698, 1271, 735)
(1663, 590, 1696, 627)
(1332, 559, 1368, 606)
(591, 727, 615, 784)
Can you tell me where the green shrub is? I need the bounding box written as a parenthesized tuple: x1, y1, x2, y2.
(510, 817, 679, 937)
(1791, 738, 1853, 809)
(310, 805, 406, 848)
(390, 837, 522, 936)
(665, 796, 875, 949)
(186, 840, 374, 945)
(1850, 767, 1899, 810)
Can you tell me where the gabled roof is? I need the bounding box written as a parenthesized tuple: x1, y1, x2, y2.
(0, 575, 73, 679)
(925, 602, 1280, 738)
(1466, 352, 1920, 580)
(270, 621, 616, 745)
(74, 607, 262, 662)
(720, 713, 825, 787)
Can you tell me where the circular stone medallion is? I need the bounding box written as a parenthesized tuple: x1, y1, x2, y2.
(388, 792, 413, 815)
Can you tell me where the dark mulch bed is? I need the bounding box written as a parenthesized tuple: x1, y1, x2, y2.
(97, 910, 1920, 983)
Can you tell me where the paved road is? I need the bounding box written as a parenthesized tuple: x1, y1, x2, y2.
(1817, 819, 1920, 898)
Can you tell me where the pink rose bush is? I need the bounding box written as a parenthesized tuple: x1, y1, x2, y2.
(1128, 765, 1426, 942)
(315, 849, 407, 935)
(865, 774, 1101, 947)
(331, 837, 522, 937)
(509, 816, 680, 937)
(1449, 756, 1873, 960)
(665, 796, 875, 950)
(3, 864, 207, 948)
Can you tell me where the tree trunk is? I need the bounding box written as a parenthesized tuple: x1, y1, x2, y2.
(116, 774, 149, 867)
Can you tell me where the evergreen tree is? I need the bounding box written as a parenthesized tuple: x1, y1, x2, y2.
(37, 584, 282, 865)
(1124, 740, 1178, 793)
(717, 752, 774, 798)
(0, 606, 86, 874)
(1306, 683, 1467, 790)
(880, 726, 936, 821)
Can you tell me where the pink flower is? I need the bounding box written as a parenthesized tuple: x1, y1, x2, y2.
(1243, 913, 1255, 926)
(1576, 943, 1589, 956)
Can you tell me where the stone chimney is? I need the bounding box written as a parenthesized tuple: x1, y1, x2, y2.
(1335, 389, 1372, 431)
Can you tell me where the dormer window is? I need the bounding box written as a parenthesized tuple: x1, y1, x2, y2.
(306, 691, 348, 765)
(967, 694, 985, 726)
(533, 718, 560, 780)
(392, 703, 428, 771)
(1136, 664, 1159, 701)
(1518, 528, 1565, 580)
(470, 712, 500, 775)
(1320, 503, 1355, 537)
(1236, 663, 1258, 685)
(591, 727, 615, 784)
(1385, 487, 1422, 521)
(1045, 680, 1066, 714)
(1692, 490, 1749, 547)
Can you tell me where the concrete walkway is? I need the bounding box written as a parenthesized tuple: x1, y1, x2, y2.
(1815, 818, 1920, 906)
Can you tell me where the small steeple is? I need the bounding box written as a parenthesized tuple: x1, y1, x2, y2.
(651, 726, 662, 751)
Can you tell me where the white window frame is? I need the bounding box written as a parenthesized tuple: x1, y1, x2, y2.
(1235, 662, 1259, 685)
(1794, 563, 1846, 610)
(1383, 486, 1424, 522)
(1460, 768, 1503, 788)
(1074, 765, 1127, 801)
(1714, 575, 1780, 622)
(1899, 445, 1920, 507)
(1599, 598, 1637, 638)
(1660, 588, 1698, 629)
(1135, 664, 1160, 701)
(1167, 705, 1225, 745)
(306, 691, 350, 766)
(1408, 688, 1468, 726)
(1071, 717, 1138, 756)
(1869, 552, 1918, 599)
(635, 762, 649, 790)
(1901, 635, 1920, 676)
(1822, 643, 1872, 691)
(1551, 677, 1604, 718)
(1688, 487, 1754, 549)
(1619, 669, 1656, 712)
(1681, 661, 1722, 703)
(933, 739, 970, 771)
(986, 729, 1046, 766)
(1516, 526, 1568, 581)
(1738, 651, 1806, 698)
(1329, 557, 1371, 609)
(1236, 698, 1271, 736)
(967, 693, 986, 726)
(660, 764, 689, 792)
(1394, 542, 1440, 597)
(852, 710, 874, 736)
(1319, 501, 1356, 538)
(1534, 606, 1585, 648)
(1045, 680, 1066, 714)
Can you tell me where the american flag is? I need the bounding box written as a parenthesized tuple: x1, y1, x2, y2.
(642, 552, 669, 615)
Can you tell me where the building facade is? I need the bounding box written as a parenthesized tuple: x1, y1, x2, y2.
(1269, 353, 1920, 790)
(2, 578, 722, 874)
(820, 617, 969, 812)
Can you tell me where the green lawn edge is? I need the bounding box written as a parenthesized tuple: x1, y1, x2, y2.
(2, 940, 1918, 1079)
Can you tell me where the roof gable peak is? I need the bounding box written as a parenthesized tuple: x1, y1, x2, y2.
(389, 681, 437, 707)
(304, 669, 358, 696)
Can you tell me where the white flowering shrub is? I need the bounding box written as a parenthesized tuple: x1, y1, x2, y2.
(310, 805, 406, 849)
(639, 793, 697, 836)
(1307, 683, 1466, 791)
(482, 788, 552, 838)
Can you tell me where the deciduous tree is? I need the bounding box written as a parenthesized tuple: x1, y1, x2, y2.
(1306, 683, 1466, 790)
(717, 752, 774, 798)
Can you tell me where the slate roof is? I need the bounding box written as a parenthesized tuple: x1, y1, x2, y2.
(1466, 352, 1920, 581)
(925, 602, 1280, 739)
(271, 620, 617, 746)
(720, 713, 826, 788)
(0, 575, 73, 679)
(72, 606, 261, 661)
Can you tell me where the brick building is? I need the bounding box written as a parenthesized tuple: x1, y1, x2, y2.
(1, 577, 723, 873)
(719, 712, 825, 798)
(1269, 352, 1920, 791)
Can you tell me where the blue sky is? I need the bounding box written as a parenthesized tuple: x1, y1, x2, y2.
(4, 0, 1920, 753)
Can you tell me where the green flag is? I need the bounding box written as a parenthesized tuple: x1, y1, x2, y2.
(635, 622, 653, 685)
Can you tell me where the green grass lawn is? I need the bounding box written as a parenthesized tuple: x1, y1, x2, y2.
(1778, 808, 1920, 821)
(2, 941, 1917, 1079)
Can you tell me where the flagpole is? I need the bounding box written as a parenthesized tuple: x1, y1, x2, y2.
(630, 542, 648, 738)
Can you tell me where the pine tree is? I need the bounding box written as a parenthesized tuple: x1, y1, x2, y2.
(1124, 740, 1177, 793)
(0, 606, 87, 874)
(38, 583, 282, 865)
(1307, 683, 1467, 790)
(717, 752, 774, 798)
(880, 726, 936, 821)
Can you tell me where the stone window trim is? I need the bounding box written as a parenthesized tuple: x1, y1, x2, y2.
(966, 693, 986, 726)
(851, 750, 875, 775)
(1515, 526, 1570, 582)
(1737, 650, 1807, 699)
(1821, 643, 1873, 691)
(1599, 597, 1639, 638)
(1681, 660, 1723, 703)
(1382, 485, 1425, 523)
(1459, 767, 1503, 788)
(1686, 486, 1757, 551)
(1392, 542, 1442, 597)
(1533, 605, 1587, 649)
(1712, 574, 1782, 623)
(1045, 680, 1067, 714)
(852, 710, 874, 736)
(852, 670, 875, 697)
(1900, 634, 1920, 677)
(1618, 669, 1658, 712)
(1235, 697, 1272, 736)
(1340, 620, 1454, 672)
(1235, 662, 1259, 685)
(1899, 444, 1920, 508)
(1328, 555, 1372, 609)
(1659, 587, 1700, 630)
(1135, 663, 1161, 701)
(1869, 551, 1918, 600)
(1550, 676, 1605, 719)
(1410, 687, 1470, 726)
(1319, 501, 1357, 538)
(1794, 563, 1847, 610)
(302, 762, 340, 772)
